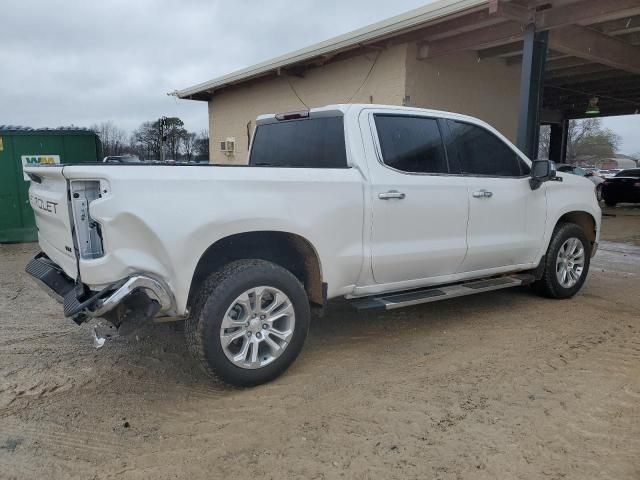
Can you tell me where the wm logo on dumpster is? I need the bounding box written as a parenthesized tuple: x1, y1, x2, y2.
(21, 155, 60, 180)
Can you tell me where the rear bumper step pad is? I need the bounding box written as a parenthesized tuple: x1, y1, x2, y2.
(26, 252, 174, 325)
(25, 253, 76, 303)
(351, 274, 535, 311)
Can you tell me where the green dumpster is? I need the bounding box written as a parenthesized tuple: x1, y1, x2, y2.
(0, 126, 100, 243)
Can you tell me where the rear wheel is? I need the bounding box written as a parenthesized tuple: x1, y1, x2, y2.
(595, 184, 603, 202)
(533, 223, 591, 299)
(186, 259, 310, 387)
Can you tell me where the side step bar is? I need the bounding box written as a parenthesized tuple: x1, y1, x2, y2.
(351, 274, 536, 311)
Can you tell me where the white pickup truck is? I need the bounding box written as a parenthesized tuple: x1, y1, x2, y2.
(25, 104, 601, 386)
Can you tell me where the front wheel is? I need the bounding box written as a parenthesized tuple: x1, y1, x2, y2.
(533, 223, 591, 299)
(186, 259, 310, 387)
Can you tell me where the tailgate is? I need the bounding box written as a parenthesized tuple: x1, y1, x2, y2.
(25, 166, 78, 279)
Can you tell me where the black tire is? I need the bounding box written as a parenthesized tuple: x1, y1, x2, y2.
(533, 222, 591, 299)
(605, 200, 617, 207)
(186, 259, 310, 387)
(595, 184, 603, 202)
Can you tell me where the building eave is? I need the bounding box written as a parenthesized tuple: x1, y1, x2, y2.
(175, 0, 487, 100)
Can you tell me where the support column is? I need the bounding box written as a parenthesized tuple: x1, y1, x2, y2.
(559, 118, 569, 163)
(516, 24, 549, 160)
(549, 123, 562, 162)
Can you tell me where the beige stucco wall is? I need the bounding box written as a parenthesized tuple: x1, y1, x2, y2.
(206, 42, 523, 163)
(404, 44, 522, 142)
(208, 43, 408, 164)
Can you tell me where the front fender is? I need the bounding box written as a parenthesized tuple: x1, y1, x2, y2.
(537, 174, 602, 261)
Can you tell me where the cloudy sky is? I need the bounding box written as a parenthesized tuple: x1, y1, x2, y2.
(2, 0, 639, 154)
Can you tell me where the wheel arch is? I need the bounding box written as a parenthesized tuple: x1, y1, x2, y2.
(187, 231, 324, 309)
(555, 210, 597, 250)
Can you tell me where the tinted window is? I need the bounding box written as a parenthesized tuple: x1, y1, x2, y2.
(616, 169, 640, 178)
(447, 120, 524, 177)
(374, 115, 448, 174)
(520, 158, 531, 175)
(249, 116, 347, 168)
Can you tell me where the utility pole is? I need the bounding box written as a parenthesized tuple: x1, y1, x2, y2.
(159, 116, 167, 162)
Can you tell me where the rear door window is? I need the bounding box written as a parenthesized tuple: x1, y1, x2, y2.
(374, 115, 449, 174)
(446, 120, 527, 177)
(249, 116, 348, 168)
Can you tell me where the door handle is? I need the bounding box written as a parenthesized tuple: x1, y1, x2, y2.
(378, 190, 406, 200)
(472, 189, 493, 198)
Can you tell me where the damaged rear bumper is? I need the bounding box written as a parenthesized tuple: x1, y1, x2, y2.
(25, 252, 174, 325)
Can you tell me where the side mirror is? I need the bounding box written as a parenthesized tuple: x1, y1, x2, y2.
(530, 159, 557, 190)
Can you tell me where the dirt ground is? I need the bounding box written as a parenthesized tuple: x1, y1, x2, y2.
(1, 207, 639, 480)
(599, 204, 640, 246)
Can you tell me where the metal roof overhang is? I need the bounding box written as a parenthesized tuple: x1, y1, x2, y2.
(177, 0, 640, 119)
(175, 0, 488, 100)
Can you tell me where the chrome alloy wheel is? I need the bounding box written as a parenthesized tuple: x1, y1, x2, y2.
(555, 237, 585, 288)
(220, 286, 295, 369)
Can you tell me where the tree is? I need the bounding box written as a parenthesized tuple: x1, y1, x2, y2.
(195, 130, 209, 162)
(538, 125, 551, 159)
(132, 121, 161, 160)
(573, 132, 620, 162)
(538, 118, 620, 165)
(95, 117, 203, 162)
(182, 132, 197, 162)
(567, 118, 620, 165)
(91, 121, 128, 158)
(162, 117, 187, 160)
(130, 117, 187, 160)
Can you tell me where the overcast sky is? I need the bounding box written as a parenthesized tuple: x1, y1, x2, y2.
(2, 0, 639, 154)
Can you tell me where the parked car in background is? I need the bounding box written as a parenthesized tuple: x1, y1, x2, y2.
(103, 155, 141, 163)
(603, 169, 623, 179)
(556, 164, 604, 200)
(601, 168, 640, 207)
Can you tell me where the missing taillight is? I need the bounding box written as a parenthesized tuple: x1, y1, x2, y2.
(70, 181, 104, 259)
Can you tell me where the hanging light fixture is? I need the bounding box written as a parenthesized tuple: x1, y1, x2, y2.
(585, 97, 600, 115)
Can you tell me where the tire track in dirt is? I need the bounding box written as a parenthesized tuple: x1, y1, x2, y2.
(2, 241, 640, 479)
(0, 380, 82, 419)
(0, 331, 71, 348)
(0, 421, 124, 457)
